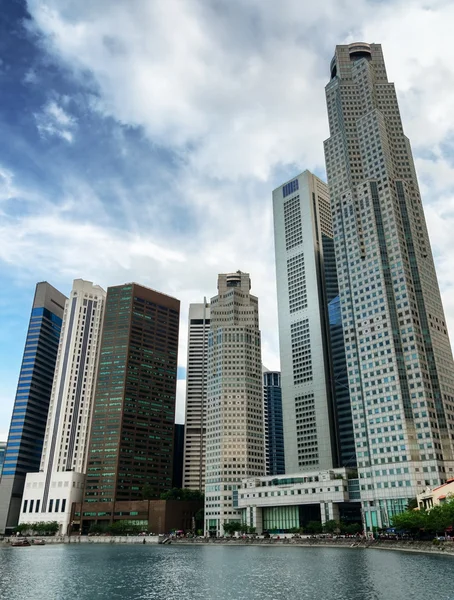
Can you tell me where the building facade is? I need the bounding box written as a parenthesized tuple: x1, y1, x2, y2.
(183, 302, 210, 492)
(74, 499, 203, 535)
(273, 171, 341, 473)
(417, 478, 454, 511)
(238, 468, 361, 534)
(328, 295, 356, 468)
(173, 424, 184, 489)
(0, 442, 6, 478)
(324, 42, 454, 528)
(0, 282, 66, 534)
(204, 271, 264, 536)
(83, 283, 180, 507)
(19, 280, 106, 534)
(263, 370, 285, 476)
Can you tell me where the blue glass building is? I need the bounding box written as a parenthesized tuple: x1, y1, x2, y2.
(322, 234, 356, 468)
(328, 296, 356, 467)
(0, 442, 6, 478)
(263, 371, 285, 475)
(0, 282, 66, 533)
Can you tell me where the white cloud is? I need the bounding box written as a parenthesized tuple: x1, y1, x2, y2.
(0, 388, 15, 442)
(23, 0, 454, 178)
(357, 0, 454, 151)
(0, 167, 281, 413)
(0, 166, 15, 202)
(23, 68, 39, 84)
(0, 0, 452, 430)
(34, 99, 77, 142)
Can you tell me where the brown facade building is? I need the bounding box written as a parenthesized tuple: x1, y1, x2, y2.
(73, 499, 203, 535)
(83, 283, 180, 505)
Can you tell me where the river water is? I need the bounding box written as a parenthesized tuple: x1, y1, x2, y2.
(0, 543, 452, 600)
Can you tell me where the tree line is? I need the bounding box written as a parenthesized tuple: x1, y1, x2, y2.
(88, 520, 146, 535)
(15, 521, 60, 535)
(392, 498, 454, 536)
(140, 485, 204, 502)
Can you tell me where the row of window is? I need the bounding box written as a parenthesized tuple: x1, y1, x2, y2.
(22, 498, 67, 514)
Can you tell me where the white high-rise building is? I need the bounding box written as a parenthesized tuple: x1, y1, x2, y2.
(183, 301, 210, 492)
(273, 171, 338, 473)
(204, 271, 264, 536)
(20, 279, 106, 534)
(324, 42, 454, 528)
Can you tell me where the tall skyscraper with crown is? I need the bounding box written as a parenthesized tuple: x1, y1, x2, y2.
(324, 43, 454, 528)
(204, 271, 264, 536)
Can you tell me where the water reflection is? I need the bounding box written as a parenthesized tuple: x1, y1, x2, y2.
(0, 544, 453, 600)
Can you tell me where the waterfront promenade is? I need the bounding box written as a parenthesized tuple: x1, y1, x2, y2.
(3, 534, 454, 556)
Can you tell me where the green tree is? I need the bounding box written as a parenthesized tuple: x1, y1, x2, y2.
(160, 488, 204, 501)
(342, 523, 361, 535)
(306, 521, 323, 534)
(142, 484, 155, 500)
(392, 508, 426, 534)
(45, 521, 60, 535)
(14, 523, 30, 534)
(426, 503, 452, 535)
(323, 520, 340, 534)
(223, 522, 242, 536)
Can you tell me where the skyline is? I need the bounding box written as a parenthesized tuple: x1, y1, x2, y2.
(2, 1, 454, 439)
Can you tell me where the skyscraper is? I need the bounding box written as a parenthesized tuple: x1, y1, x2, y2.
(263, 370, 285, 476)
(183, 302, 210, 492)
(0, 282, 66, 534)
(83, 283, 180, 507)
(173, 423, 185, 489)
(204, 271, 264, 536)
(328, 295, 356, 468)
(273, 171, 341, 472)
(19, 280, 106, 534)
(0, 442, 7, 478)
(324, 42, 454, 528)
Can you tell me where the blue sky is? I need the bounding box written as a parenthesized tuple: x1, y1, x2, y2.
(1, 0, 454, 437)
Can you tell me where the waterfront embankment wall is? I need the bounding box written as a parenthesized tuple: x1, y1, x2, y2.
(2, 536, 454, 556)
(1, 535, 160, 545)
(170, 537, 454, 556)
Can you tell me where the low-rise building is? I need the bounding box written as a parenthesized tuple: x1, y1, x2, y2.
(417, 479, 454, 511)
(237, 468, 361, 534)
(72, 499, 203, 535)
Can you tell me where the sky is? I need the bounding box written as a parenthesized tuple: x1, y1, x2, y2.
(1, 0, 454, 439)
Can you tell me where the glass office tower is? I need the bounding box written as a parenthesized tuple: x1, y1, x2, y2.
(263, 370, 285, 476)
(83, 283, 180, 504)
(324, 43, 454, 528)
(0, 282, 66, 533)
(0, 442, 6, 478)
(328, 296, 356, 468)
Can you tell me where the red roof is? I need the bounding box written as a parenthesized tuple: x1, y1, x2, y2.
(432, 479, 454, 492)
